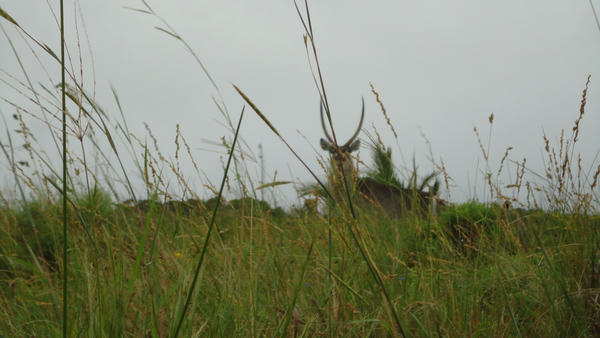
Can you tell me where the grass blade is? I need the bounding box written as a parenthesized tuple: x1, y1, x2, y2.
(59, 0, 68, 336)
(275, 242, 314, 337)
(0, 7, 20, 26)
(173, 106, 245, 337)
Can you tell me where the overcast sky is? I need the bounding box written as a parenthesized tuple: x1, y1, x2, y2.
(1, 1, 600, 206)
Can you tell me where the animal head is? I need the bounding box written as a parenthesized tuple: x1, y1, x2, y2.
(319, 98, 365, 175)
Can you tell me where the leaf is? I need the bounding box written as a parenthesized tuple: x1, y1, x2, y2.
(103, 123, 117, 153)
(154, 26, 180, 40)
(256, 181, 292, 190)
(123, 6, 152, 15)
(41, 43, 59, 61)
(0, 7, 19, 27)
(233, 85, 280, 137)
(64, 86, 84, 109)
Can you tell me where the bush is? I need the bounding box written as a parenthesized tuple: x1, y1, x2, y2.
(439, 201, 498, 256)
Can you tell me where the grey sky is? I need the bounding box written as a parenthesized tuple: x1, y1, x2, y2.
(1, 1, 599, 206)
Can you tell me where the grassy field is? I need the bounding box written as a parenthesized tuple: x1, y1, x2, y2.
(1, 2, 600, 337)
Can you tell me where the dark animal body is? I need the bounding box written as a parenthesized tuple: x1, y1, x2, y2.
(355, 177, 443, 218)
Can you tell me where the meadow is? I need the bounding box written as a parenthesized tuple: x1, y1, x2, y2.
(1, 2, 599, 337)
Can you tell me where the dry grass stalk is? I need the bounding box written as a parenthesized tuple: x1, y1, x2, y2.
(369, 82, 397, 140)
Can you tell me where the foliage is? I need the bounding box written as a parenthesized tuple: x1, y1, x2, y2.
(0, 191, 598, 336)
(367, 145, 402, 188)
(367, 144, 441, 196)
(438, 201, 500, 256)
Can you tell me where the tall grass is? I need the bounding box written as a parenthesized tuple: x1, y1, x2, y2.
(59, 0, 68, 336)
(1, 2, 599, 337)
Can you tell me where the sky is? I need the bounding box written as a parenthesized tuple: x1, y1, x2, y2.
(1, 0, 600, 207)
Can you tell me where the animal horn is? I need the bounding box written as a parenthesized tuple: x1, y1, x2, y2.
(342, 97, 365, 148)
(320, 100, 334, 144)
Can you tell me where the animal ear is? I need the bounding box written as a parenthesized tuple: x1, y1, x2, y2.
(348, 139, 360, 153)
(320, 138, 333, 152)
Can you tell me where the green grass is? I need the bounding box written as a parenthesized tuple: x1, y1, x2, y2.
(0, 189, 599, 336)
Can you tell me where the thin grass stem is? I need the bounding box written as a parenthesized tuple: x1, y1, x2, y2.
(59, 0, 68, 336)
(173, 107, 245, 337)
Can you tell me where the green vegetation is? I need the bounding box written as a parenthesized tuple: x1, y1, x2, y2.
(1, 1, 599, 337)
(1, 185, 599, 336)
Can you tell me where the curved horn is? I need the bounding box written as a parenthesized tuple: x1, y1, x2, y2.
(320, 100, 334, 144)
(342, 97, 365, 148)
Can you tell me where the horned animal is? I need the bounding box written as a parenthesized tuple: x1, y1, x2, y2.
(319, 98, 365, 190)
(319, 100, 441, 217)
